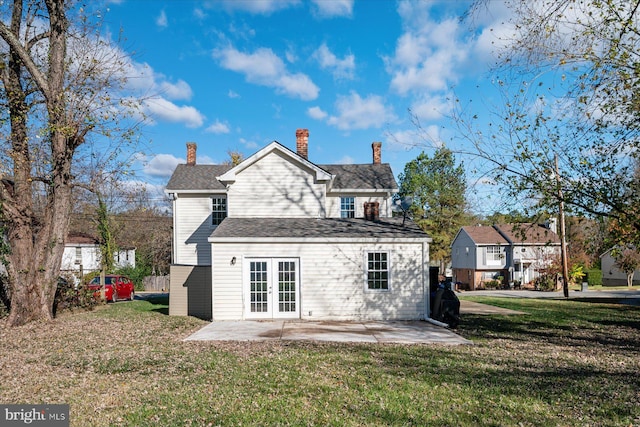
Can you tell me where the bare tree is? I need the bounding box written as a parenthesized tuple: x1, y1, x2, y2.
(455, 0, 640, 252)
(0, 0, 141, 326)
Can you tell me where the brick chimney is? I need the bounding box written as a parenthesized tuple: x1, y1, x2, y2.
(296, 128, 309, 159)
(186, 142, 197, 166)
(364, 202, 380, 221)
(372, 142, 382, 164)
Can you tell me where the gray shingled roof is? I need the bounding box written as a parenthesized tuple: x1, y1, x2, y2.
(166, 162, 397, 192)
(320, 164, 398, 190)
(166, 164, 232, 191)
(210, 217, 429, 240)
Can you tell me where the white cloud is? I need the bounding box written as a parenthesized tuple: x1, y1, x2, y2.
(239, 138, 258, 149)
(217, 0, 300, 15)
(334, 155, 354, 164)
(326, 92, 396, 130)
(206, 119, 231, 134)
(213, 46, 319, 100)
(388, 14, 469, 95)
(311, 0, 353, 18)
(121, 60, 194, 102)
(156, 10, 168, 28)
(158, 79, 193, 101)
(385, 126, 443, 150)
(411, 95, 452, 121)
(193, 8, 206, 19)
(313, 43, 355, 79)
(143, 153, 183, 177)
(143, 98, 205, 128)
(228, 90, 240, 98)
(141, 152, 218, 178)
(307, 106, 328, 120)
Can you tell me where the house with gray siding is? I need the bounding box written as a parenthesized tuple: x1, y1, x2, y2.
(451, 223, 560, 290)
(165, 129, 432, 321)
(600, 248, 640, 286)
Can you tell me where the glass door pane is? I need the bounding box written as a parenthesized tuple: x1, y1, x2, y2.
(249, 261, 269, 313)
(278, 261, 296, 313)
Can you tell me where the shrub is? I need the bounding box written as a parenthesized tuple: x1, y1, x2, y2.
(485, 280, 500, 289)
(53, 274, 99, 315)
(534, 274, 556, 291)
(115, 265, 148, 291)
(585, 269, 602, 286)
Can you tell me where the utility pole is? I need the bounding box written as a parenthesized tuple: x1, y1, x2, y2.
(555, 154, 570, 298)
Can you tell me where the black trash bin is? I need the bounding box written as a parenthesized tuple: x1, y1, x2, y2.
(431, 284, 461, 328)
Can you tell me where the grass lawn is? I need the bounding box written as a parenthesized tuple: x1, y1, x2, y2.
(1, 296, 639, 427)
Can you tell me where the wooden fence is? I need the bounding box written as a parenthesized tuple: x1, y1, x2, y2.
(143, 275, 170, 292)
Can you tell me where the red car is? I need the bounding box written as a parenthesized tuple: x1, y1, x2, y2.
(88, 275, 135, 302)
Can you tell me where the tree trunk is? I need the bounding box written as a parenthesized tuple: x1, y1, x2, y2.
(628, 272, 634, 288)
(2, 0, 73, 326)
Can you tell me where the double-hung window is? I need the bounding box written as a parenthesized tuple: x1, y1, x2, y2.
(366, 251, 390, 290)
(486, 245, 503, 265)
(340, 196, 355, 218)
(212, 196, 227, 226)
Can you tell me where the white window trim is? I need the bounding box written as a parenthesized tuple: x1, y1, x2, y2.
(340, 196, 356, 219)
(364, 250, 391, 292)
(485, 245, 503, 265)
(211, 196, 227, 226)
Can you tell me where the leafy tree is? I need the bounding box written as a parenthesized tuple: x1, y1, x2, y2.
(0, 1, 140, 326)
(225, 150, 245, 167)
(613, 246, 640, 287)
(397, 147, 471, 273)
(485, 210, 533, 226)
(457, 1, 640, 249)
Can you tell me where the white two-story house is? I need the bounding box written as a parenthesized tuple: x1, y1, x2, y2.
(451, 223, 561, 290)
(165, 129, 432, 321)
(61, 232, 136, 279)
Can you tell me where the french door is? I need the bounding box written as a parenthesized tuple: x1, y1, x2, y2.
(244, 258, 300, 319)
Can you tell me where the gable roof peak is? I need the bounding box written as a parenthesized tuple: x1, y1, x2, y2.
(217, 141, 332, 183)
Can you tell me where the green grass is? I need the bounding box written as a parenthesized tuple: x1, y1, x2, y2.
(1, 297, 639, 426)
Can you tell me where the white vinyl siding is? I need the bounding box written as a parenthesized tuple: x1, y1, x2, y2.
(211, 241, 426, 321)
(174, 194, 216, 265)
(227, 152, 326, 218)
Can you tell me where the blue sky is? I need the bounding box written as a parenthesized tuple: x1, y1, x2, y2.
(100, 0, 513, 214)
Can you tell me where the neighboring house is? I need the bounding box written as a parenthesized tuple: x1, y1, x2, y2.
(451, 223, 561, 290)
(165, 129, 432, 321)
(600, 248, 640, 286)
(61, 232, 136, 277)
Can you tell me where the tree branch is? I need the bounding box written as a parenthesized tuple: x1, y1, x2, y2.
(0, 21, 50, 100)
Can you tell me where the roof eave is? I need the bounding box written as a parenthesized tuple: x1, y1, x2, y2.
(327, 188, 397, 193)
(209, 236, 431, 244)
(165, 189, 228, 194)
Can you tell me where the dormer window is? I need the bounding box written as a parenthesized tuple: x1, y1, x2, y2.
(212, 196, 227, 226)
(340, 197, 355, 218)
